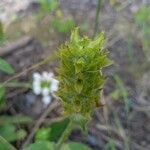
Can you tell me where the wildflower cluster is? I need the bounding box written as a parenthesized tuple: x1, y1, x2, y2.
(32, 72, 59, 106)
(57, 28, 112, 119)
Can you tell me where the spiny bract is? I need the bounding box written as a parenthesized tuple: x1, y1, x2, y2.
(57, 28, 112, 119)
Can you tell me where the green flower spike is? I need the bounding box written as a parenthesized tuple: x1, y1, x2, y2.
(57, 28, 112, 124)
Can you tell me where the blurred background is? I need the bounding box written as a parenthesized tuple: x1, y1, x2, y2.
(0, 0, 150, 149)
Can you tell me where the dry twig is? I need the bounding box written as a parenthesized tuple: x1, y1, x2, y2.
(21, 101, 60, 149)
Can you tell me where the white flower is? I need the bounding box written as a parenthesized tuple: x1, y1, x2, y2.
(50, 79, 59, 92)
(32, 71, 59, 106)
(33, 72, 41, 95)
(42, 95, 52, 106)
(33, 72, 41, 81)
(42, 87, 49, 96)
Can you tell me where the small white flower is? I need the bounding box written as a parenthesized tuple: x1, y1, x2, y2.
(32, 72, 41, 95)
(33, 85, 41, 95)
(50, 79, 59, 92)
(42, 87, 49, 96)
(42, 72, 54, 81)
(42, 95, 52, 106)
(33, 72, 41, 81)
(32, 71, 59, 106)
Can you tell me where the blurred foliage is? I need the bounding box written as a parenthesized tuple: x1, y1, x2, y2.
(0, 85, 5, 109)
(52, 10, 75, 34)
(0, 21, 5, 45)
(134, 6, 150, 61)
(0, 114, 32, 149)
(39, 0, 58, 12)
(0, 58, 14, 109)
(24, 141, 54, 150)
(135, 6, 150, 34)
(61, 142, 92, 150)
(104, 139, 116, 150)
(0, 124, 26, 142)
(0, 58, 14, 74)
(36, 118, 69, 141)
(0, 21, 4, 41)
(0, 58, 32, 149)
(113, 75, 131, 114)
(37, 0, 58, 19)
(24, 141, 91, 150)
(52, 18, 75, 33)
(0, 115, 32, 125)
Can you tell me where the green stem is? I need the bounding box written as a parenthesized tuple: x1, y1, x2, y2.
(0, 135, 17, 150)
(55, 120, 74, 150)
(0, 82, 31, 89)
(93, 0, 103, 38)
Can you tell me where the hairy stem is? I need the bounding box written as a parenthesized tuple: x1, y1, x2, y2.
(55, 120, 74, 150)
(0, 135, 17, 150)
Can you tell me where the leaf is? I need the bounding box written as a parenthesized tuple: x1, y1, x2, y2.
(0, 143, 9, 150)
(0, 58, 14, 74)
(0, 124, 15, 142)
(16, 129, 27, 140)
(49, 118, 70, 141)
(36, 128, 51, 141)
(24, 141, 54, 150)
(0, 124, 27, 142)
(39, 0, 58, 12)
(0, 86, 5, 107)
(52, 19, 75, 33)
(35, 118, 69, 141)
(62, 142, 92, 150)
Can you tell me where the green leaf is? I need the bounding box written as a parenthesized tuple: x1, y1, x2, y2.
(52, 19, 75, 33)
(16, 129, 27, 140)
(36, 128, 51, 141)
(39, 0, 58, 12)
(62, 142, 92, 150)
(0, 58, 14, 74)
(0, 124, 16, 142)
(35, 118, 69, 141)
(49, 118, 70, 141)
(0, 124, 27, 142)
(0, 86, 5, 107)
(24, 141, 54, 150)
(0, 143, 9, 150)
(104, 139, 116, 150)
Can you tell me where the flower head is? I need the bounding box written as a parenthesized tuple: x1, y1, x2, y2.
(57, 28, 112, 119)
(32, 72, 59, 106)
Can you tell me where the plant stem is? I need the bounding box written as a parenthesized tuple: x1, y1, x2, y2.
(93, 0, 103, 38)
(55, 120, 74, 150)
(0, 135, 17, 150)
(0, 82, 31, 89)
